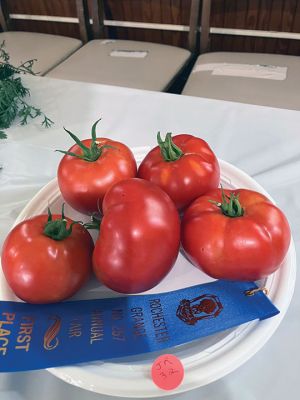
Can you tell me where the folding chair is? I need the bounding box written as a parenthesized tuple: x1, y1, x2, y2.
(0, 0, 88, 74)
(182, 0, 300, 110)
(47, 0, 200, 92)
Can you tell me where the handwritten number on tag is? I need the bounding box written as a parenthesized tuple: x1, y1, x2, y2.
(151, 354, 184, 390)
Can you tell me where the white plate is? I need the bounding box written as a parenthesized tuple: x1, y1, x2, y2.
(0, 147, 296, 398)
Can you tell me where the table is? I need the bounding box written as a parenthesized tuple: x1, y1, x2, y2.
(0, 76, 299, 400)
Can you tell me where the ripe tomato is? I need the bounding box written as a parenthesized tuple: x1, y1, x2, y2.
(57, 119, 137, 215)
(182, 188, 291, 281)
(138, 133, 220, 210)
(1, 209, 94, 303)
(93, 178, 180, 293)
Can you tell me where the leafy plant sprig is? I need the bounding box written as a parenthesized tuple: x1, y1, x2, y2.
(0, 41, 54, 139)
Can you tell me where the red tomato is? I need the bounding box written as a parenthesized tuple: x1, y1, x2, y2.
(138, 133, 220, 210)
(57, 120, 137, 215)
(1, 211, 94, 303)
(182, 188, 291, 281)
(92, 178, 180, 293)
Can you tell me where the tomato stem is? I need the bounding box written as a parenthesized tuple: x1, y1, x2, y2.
(56, 119, 114, 162)
(157, 132, 183, 162)
(43, 204, 82, 240)
(210, 187, 244, 218)
(84, 213, 102, 231)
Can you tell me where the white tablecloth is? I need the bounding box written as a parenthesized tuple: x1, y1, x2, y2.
(0, 76, 299, 400)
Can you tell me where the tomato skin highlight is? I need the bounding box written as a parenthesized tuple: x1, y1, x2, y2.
(92, 178, 181, 293)
(181, 189, 291, 281)
(138, 134, 220, 210)
(1, 215, 94, 304)
(57, 138, 137, 215)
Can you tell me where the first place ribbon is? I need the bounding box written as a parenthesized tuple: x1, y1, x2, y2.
(0, 280, 279, 372)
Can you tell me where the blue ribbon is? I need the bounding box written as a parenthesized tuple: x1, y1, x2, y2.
(0, 280, 279, 372)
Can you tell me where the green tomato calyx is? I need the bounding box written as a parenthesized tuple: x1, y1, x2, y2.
(211, 187, 244, 218)
(56, 118, 113, 162)
(83, 212, 102, 231)
(157, 132, 183, 162)
(43, 204, 82, 240)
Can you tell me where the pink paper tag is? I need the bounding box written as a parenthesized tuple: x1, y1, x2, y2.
(151, 354, 184, 391)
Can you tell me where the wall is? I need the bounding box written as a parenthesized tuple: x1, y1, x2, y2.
(2, 0, 300, 55)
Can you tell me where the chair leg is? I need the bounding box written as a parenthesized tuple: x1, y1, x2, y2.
(75, 0, 90, 43)
(200, 0, 212, 54)
(0, 0, 10, 31)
